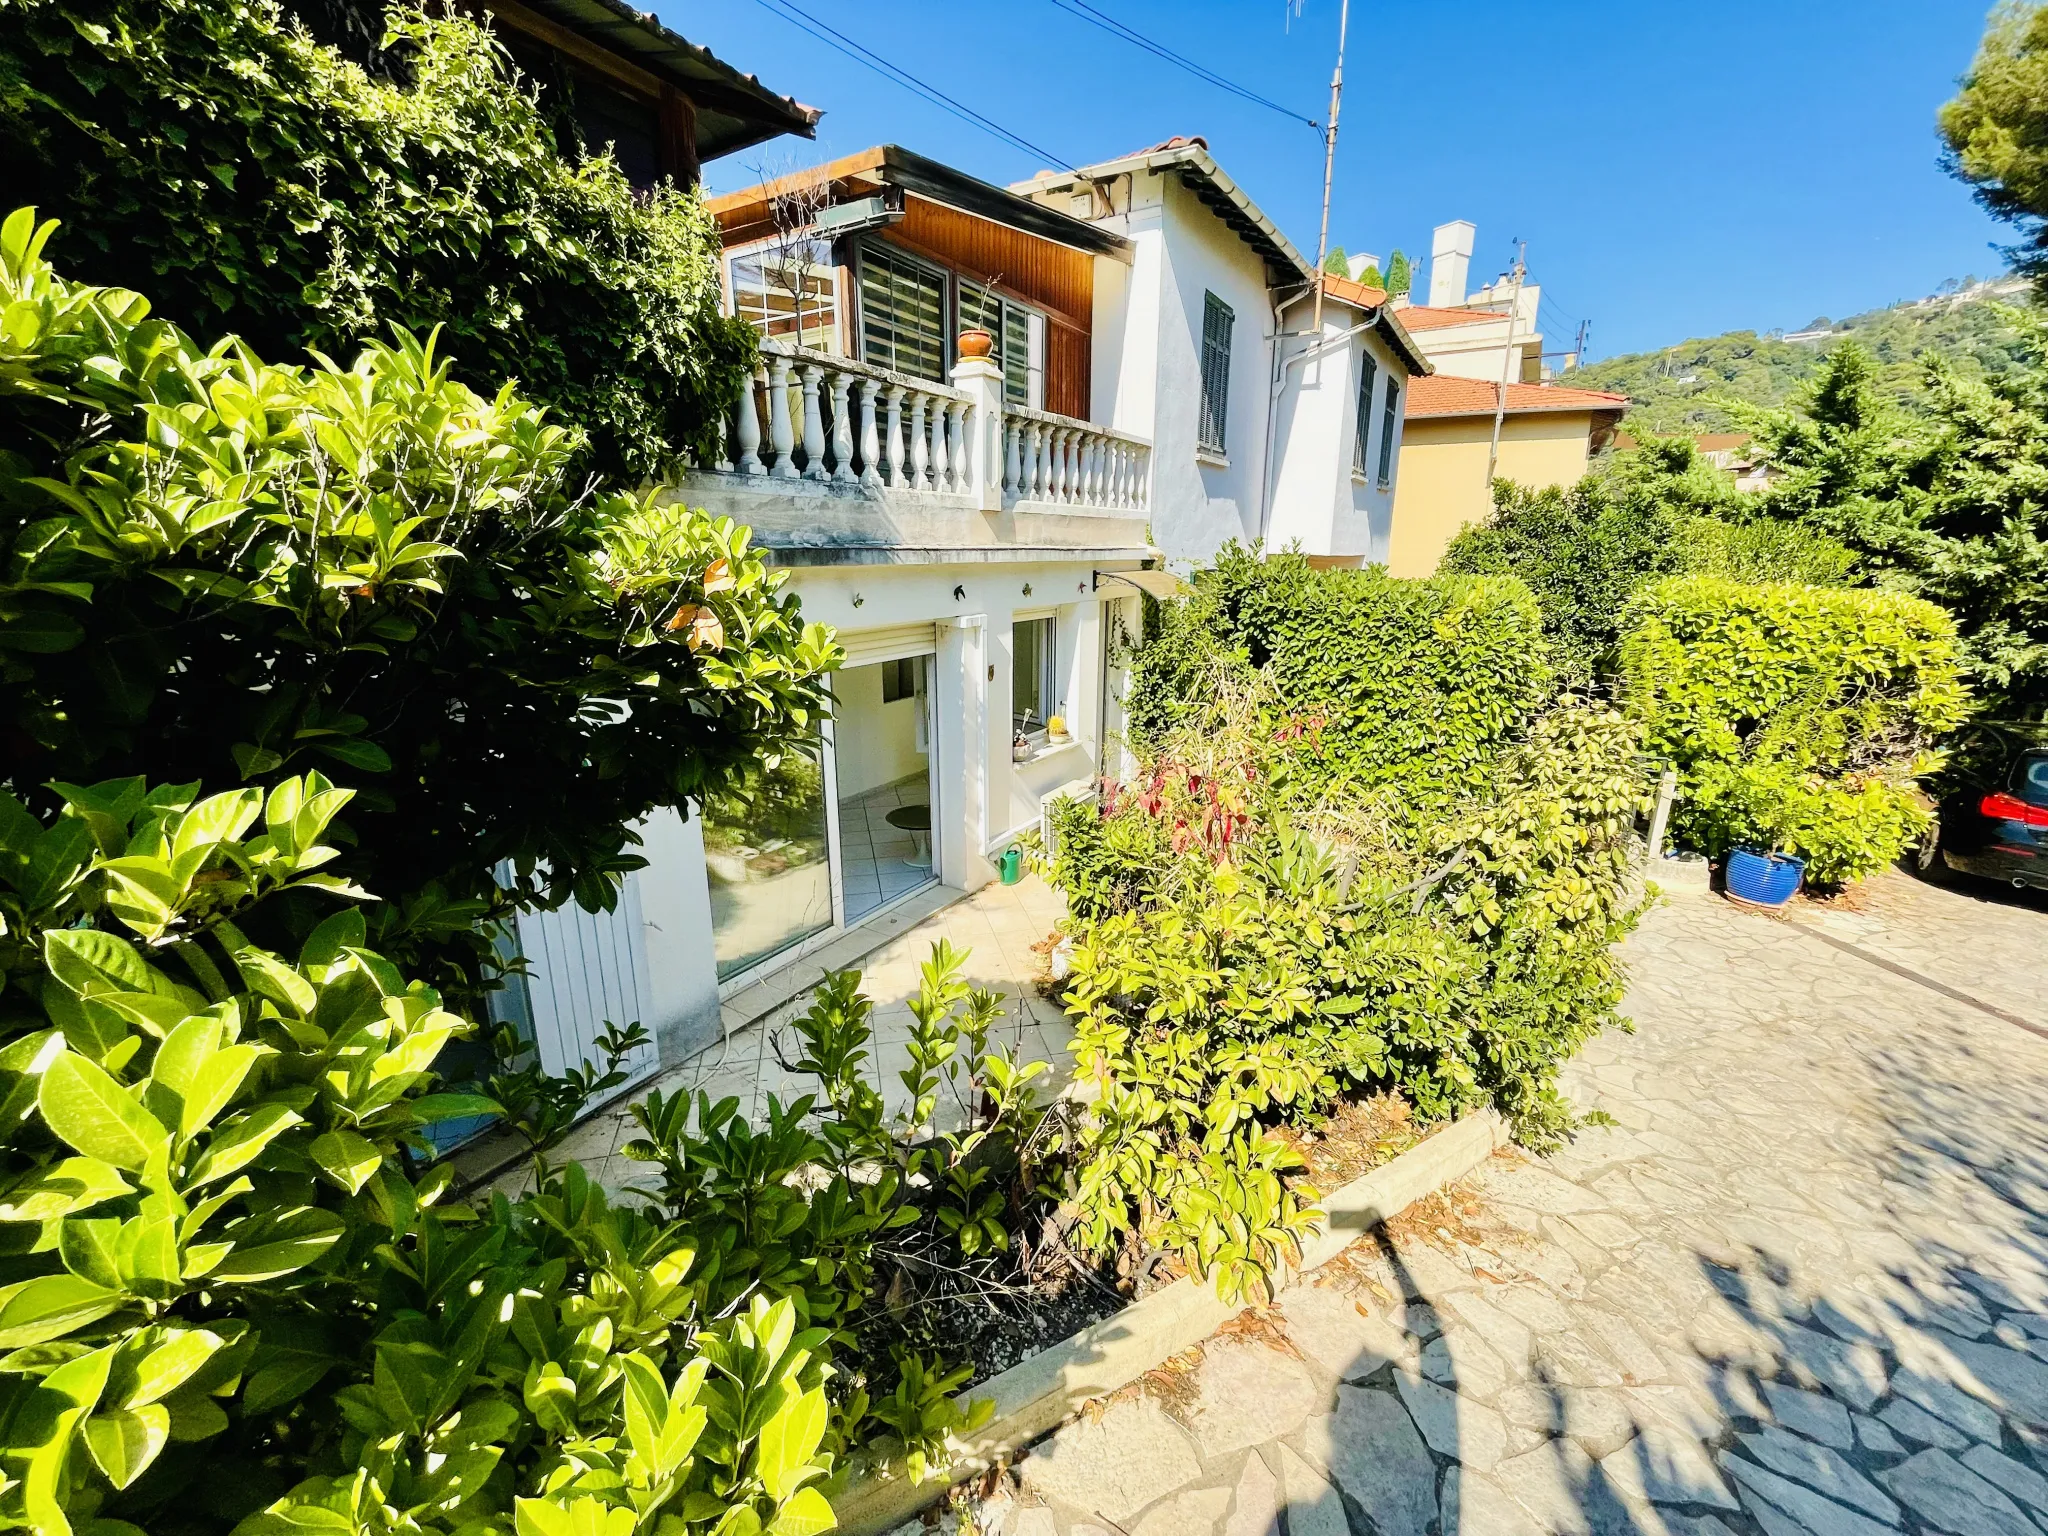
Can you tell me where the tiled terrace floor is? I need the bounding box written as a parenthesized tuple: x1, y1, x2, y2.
(528, 873, 1073, 1195)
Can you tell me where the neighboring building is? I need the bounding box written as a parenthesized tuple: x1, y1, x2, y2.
(1014, 137, 1428, 568)
(1394, 219, 1549, 384)
(1388, 376, 1627, 576)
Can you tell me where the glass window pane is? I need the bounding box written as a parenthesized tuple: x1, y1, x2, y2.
(702, 736, 832, 979)
(730, 238, 837, 351)
(1013, 616, 1054, 732)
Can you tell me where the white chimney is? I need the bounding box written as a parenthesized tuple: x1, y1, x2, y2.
(1429, 220, 1476, 308)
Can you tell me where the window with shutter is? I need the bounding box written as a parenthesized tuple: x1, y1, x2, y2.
(959, 280, 1044, 408)
(860, 245, 947, 381)
(1199, 292, 1233, 455)
(1377, 375, 1401, 488)
(1353, 352, 1378, 476)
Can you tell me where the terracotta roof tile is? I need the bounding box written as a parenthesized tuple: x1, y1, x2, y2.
(1394, 304, 1508, 332)
(1319, 273, 1389, 309)
(1405, 376, 1629, 419)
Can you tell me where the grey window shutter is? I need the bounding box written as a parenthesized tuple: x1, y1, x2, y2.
(1354, 354, 1379, 474)
(1377, 376, 1401, 487)
(1199, 292, 1233, 454)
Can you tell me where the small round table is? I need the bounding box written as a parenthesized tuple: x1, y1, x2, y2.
(885, 803, 932, 870)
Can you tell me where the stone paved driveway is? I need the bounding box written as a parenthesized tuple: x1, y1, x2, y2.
(966, 871, 2048, 1536)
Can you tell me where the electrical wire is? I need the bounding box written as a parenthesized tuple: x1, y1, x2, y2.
(1043, 0, 1323, 134)
(747, 0, 1077, 171)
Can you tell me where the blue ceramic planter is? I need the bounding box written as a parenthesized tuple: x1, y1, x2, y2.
(1725, 847, 1805, 907)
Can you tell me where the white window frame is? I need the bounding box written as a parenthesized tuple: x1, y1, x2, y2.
(1011, 612, 1058, 738)
(724, 234, 844, 354)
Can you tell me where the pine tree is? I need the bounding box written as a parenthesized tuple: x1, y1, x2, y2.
(1386, 249, 1413, 295)
(1321, 245, 1350, 275)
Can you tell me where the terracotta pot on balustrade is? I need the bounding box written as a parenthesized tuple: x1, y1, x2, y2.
(957, 328, 995, 360)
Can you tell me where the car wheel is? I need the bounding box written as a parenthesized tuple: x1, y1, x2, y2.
(1913, 816, 1943, 878)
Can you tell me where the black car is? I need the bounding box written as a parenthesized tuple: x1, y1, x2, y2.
(1921, 739, 2048, 892)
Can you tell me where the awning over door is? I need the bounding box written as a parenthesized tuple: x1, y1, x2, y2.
(836, 622, 939, 668)
(1095, 568, 1187, 600)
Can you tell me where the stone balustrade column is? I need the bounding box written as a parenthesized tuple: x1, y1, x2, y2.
(909, 393, 931, 490)
(829, 372, 855, 482)
(736, 368, 764, 475)
(883, 386, 906, 490)
(799, 364, 827, 481)
(858, 379, 882, 488)
(767, 354, 797, 479)
(1004, 419, 1021, 499)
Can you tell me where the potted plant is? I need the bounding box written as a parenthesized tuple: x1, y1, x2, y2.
(1046, 712, 1072, 746)
(1724, 845, 1806, 907)
(1703, 765, 1808, 907)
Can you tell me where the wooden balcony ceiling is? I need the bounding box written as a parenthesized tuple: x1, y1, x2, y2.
(706, 146, 1134, 263)
(484, 0, 820, 162)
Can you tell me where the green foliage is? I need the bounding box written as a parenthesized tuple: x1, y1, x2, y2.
(1384, 250, 1412, 297)
(1051, 650, 1650, 1296)
(0, 771, 845, 1535)
(0, 208, 838, 1001)
(1441, 437, 1853, 678)
(1126, 545, 1552, 816)
(1355, 262, 1385, 289)
(1562, 285, 2035, 434)
(1738, 344, 1932, 565)
(1621, 577, 1971, 883)
(1942, 2, 2048, 293)
(0, 0, 754, 481)
(1321, 247, 1349, 276)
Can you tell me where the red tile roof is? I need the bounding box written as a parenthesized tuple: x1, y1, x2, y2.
(1405, 376, 1629, 419)
(1394, 304, 1507, 332)
(1320, 273, 1390, 309)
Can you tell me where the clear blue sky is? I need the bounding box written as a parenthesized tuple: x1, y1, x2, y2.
(667, 0, 2013, 362)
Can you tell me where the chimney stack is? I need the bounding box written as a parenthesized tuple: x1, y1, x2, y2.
(1429, 220, 1476, 308)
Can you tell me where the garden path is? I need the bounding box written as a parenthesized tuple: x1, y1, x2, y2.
(950, 870, 2048, 1536)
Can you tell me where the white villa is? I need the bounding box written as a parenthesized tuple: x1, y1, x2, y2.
(492, 132, 1430, 1103)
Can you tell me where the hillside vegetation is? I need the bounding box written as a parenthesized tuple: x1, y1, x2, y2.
(1566, 278, 2036, 432)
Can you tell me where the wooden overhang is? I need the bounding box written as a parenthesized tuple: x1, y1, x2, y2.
(706, 146, 1134, 263)
(482, 0, 820, 168)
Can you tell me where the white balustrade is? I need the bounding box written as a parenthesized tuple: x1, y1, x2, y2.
(707, 341, 1150, 514)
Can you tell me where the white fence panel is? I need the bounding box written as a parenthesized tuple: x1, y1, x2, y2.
(512, 874, 662, 1090)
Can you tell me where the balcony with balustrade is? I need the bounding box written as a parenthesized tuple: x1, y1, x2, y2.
(666, 341, 1153, 565)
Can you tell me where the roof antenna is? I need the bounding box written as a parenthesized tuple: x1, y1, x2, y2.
(1310, 0, 1350, 334)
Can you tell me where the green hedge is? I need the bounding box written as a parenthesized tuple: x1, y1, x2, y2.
(0, 0, 752, 480)
(1126, 546, 1551, 811)
(1621, 577, 1970, 883)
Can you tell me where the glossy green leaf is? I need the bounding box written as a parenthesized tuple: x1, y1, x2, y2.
(39, 1052, 170, 1169)
(83, 1403, 169, 1488)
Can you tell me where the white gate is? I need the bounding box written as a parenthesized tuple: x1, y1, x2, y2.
(510, 874, 662, 1090)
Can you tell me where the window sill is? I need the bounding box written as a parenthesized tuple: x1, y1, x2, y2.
(1011, 736, 1089, 769)
(1196, 448, 1230, 469)
(1351, 470, 1371, 486)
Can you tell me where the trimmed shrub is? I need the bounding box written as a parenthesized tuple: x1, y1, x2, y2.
(1126, 546, 1551, 813)
(1621, 577, 1970, 883)
(1441, 438, 1854, 679)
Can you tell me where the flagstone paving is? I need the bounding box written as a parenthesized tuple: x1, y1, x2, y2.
(943, 872, 2048, 1536)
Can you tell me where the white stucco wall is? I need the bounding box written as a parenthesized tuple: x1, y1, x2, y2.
(1265, 298, 1406, 564)
(832, 660, 924, 799)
